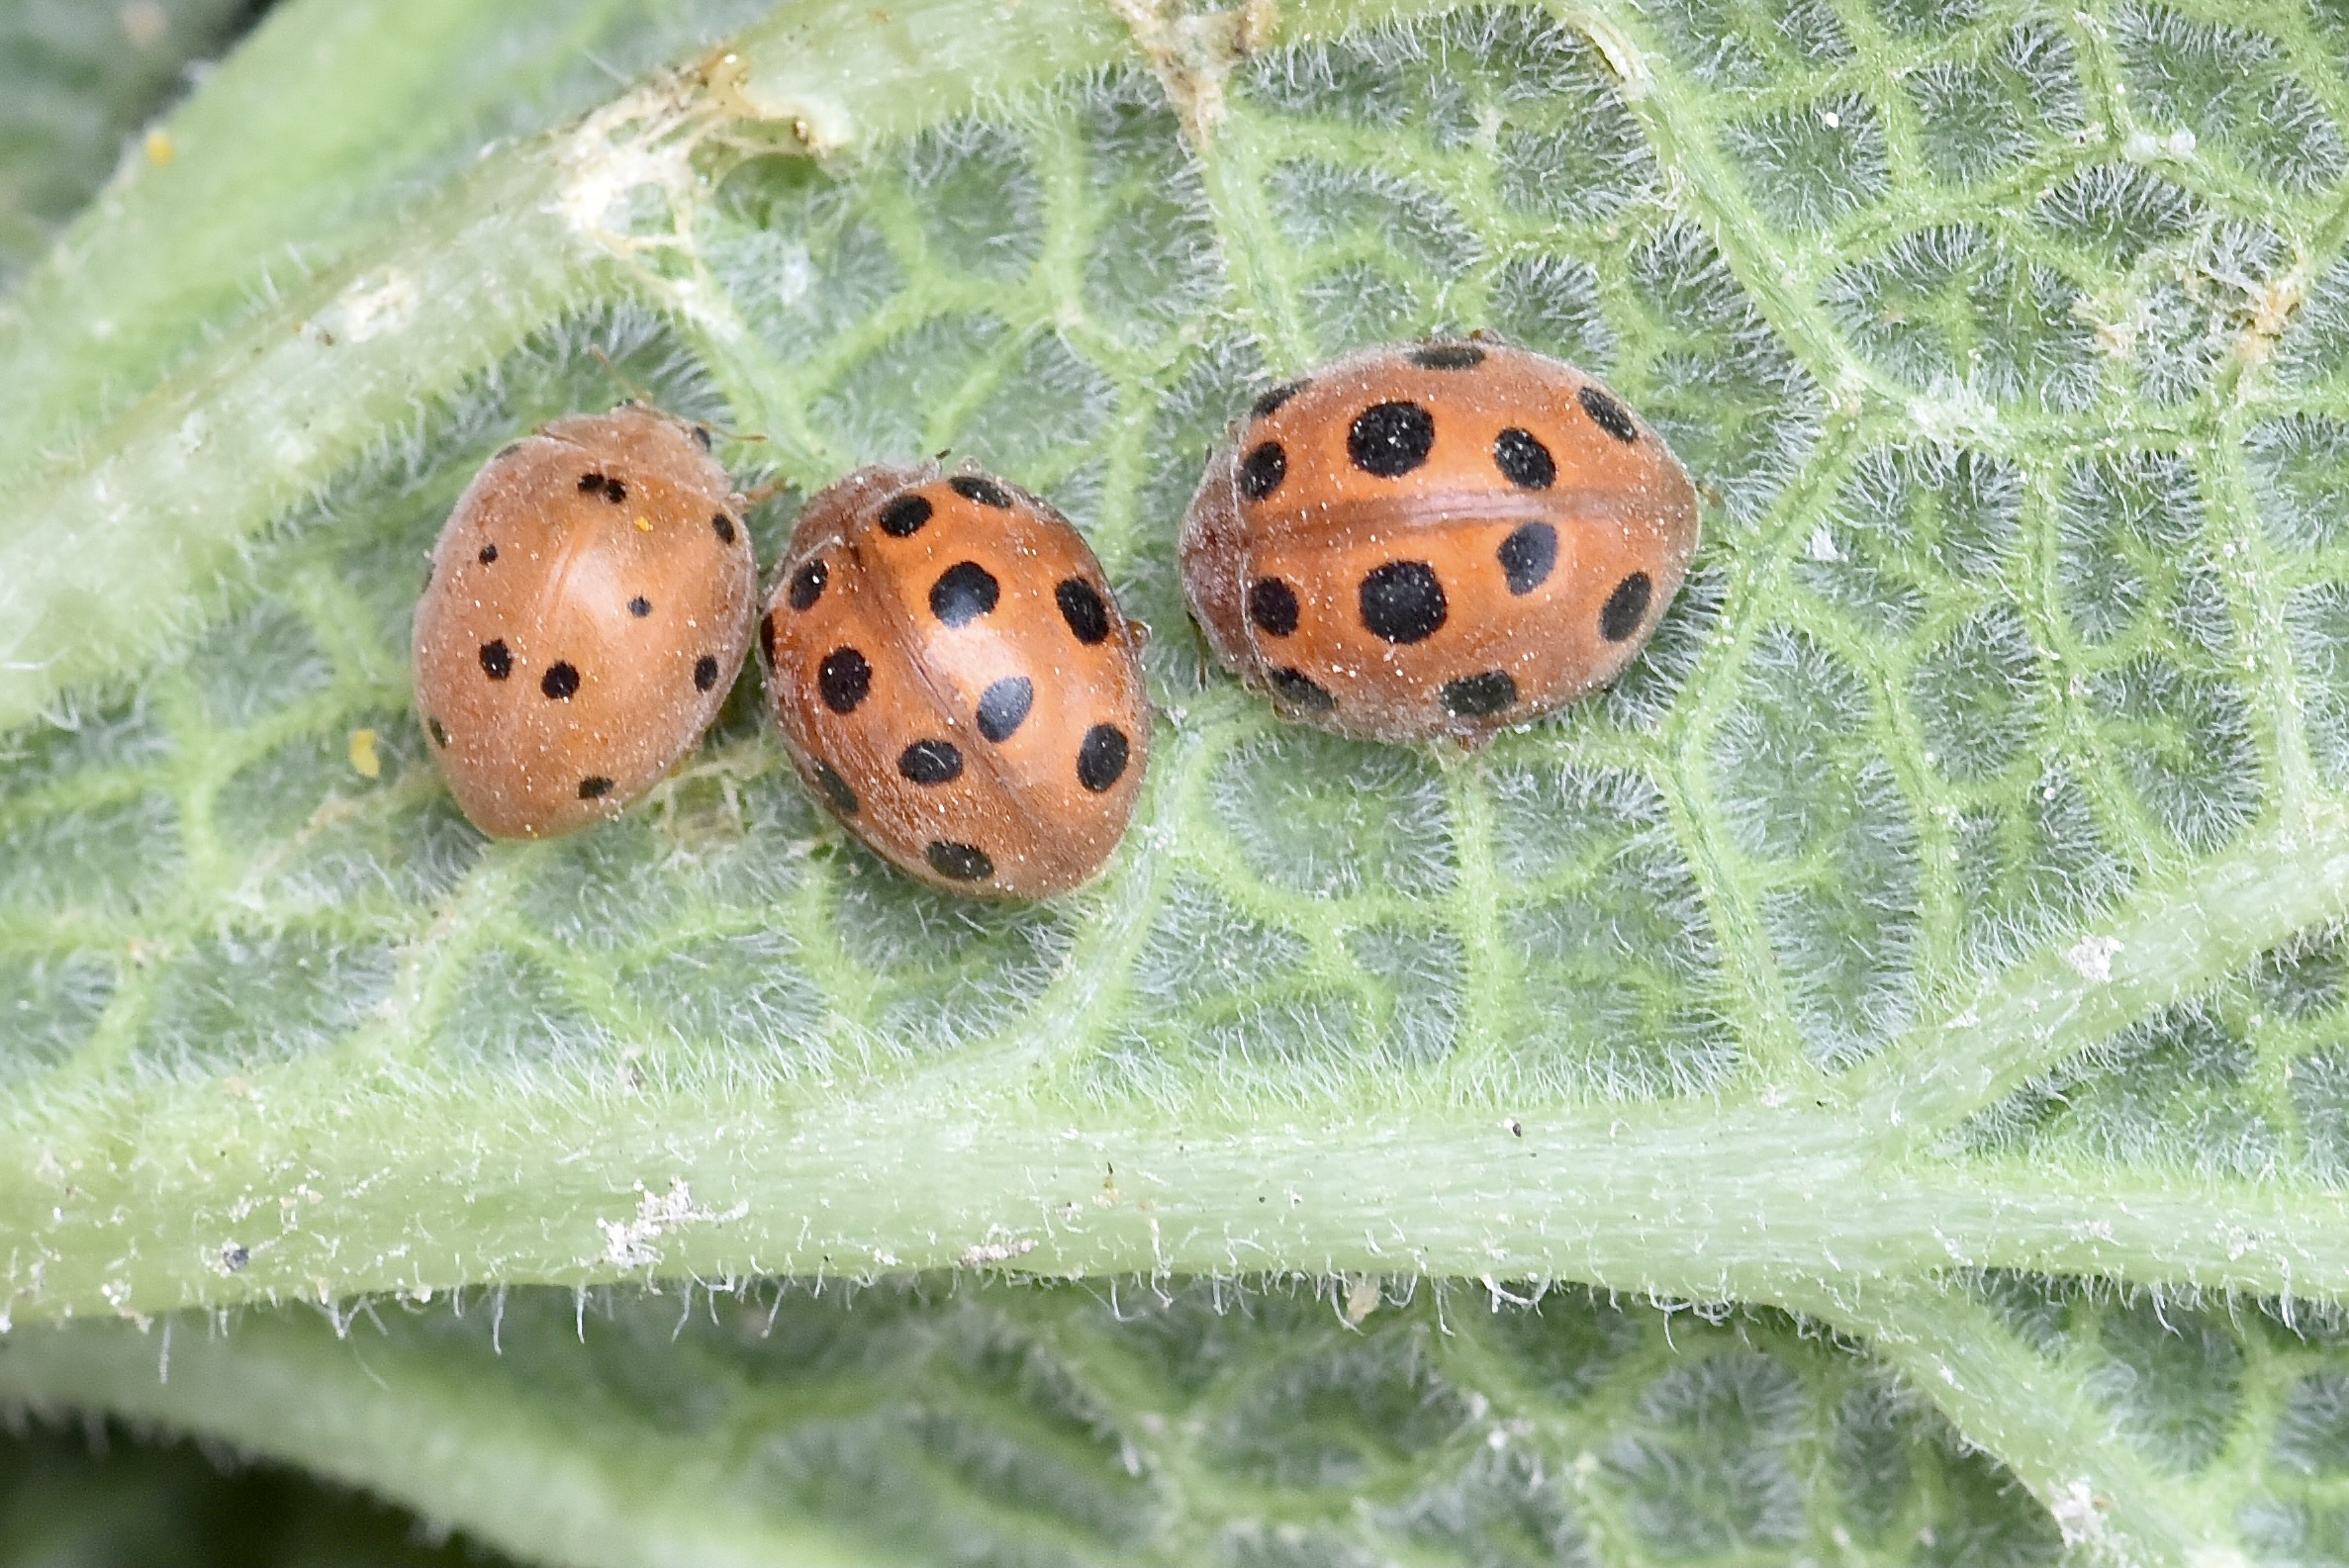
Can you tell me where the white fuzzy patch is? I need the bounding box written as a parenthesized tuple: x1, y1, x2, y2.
(597, 1178, 746, 1269)
(320, 270, 419, 344)
(549, 85, 701, 254)
(772, 242, 814, 307)
(957, 1236, 1039, 1267)
(2047, 1478, 2107, 1546)
(1905, 382, 2003, 445)
(2065, 935, 2124, 983)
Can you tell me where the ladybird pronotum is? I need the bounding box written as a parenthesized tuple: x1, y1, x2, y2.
(413, 406, 756, 838)
(1180, 338, 1700, 743)
(761, 461, 1150, 898)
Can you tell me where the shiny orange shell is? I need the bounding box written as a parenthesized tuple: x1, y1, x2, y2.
(761, 462, 1150, 898)
(413, 407, 756, 838)
(1180, 339, 1700, 743)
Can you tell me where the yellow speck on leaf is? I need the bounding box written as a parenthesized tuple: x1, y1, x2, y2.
(143, 129, 175, 166)
(348, 728, 381, 780)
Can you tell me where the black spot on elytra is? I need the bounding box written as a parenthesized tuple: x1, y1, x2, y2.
(1252, 380, 1306, 419)
(1269, 667, 1337, 710)
(1077, 725, 1129, 792)
(1349, 401, 1436, 477)
(759, 612, 777, 669)
(880, 495, 932, 537)
(977, 677, 1034, 742)
(1600, 572, 1652, 641)
(694, 654, 720, 692)
(693, 425, 713, 450)
(628, 596, 652, 617)
(578, 776, 614, 799)
(541, 661, 581, 700)
(899, 738, 964, 785)
(1056, 578, 1109, 644)
(480, 640, 514, 680)
(812, 761, 858, 816)
(950, 474, 1014, 508)
(1579, 384, 1639, 444)
(1359, 561, 1447, 643)
(1442, 670, 1518, 717)
(1498, 522, 1557, 596)
(926, 840, 993, 882)
(931, 562, 1000, 626)
(603, 477, 627, 504)
(1239, 441, 1286, 501)
(579, 472, 604, 495)
(428, 717, 449, 748)
(478, 542, 499, 565)
(1410, 342, 1485, 370)
(789, 559, 827, 611)
(1248, 578, 1299, 637)
(819, 647, 871, 712)
(496, 442, 521, 461)
(1493, 428, 1555, 491)
(711, 512, 737, 545)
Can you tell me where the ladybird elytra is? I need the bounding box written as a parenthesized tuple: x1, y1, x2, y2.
(1179, 338, 1700, 744)
(762, 460, 1150, 898)
(412, 405, 757, 838)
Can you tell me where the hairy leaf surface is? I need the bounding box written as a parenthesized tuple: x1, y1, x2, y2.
(4, 0, 2349, 1557)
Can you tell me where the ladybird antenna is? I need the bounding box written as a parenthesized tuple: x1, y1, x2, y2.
(586, 342, 773, 451)
(586, 342, 659, 410)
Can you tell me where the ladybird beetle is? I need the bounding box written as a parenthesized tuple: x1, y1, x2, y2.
(761, 461, 1149, 898)
(413, 406, 757, 838)
(1180, 338, 1699, 743)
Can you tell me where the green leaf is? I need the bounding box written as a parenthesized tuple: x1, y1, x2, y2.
(0, 1409, 480, 1567)
(6, 0, 2349, 1557)
(0, 0, 258, 288)
(0, 1278, 2070, 1566)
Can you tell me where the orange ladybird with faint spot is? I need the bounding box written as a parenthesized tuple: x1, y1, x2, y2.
(761, 462, 1149, 898)
(1181, 338, 1700, 744)
(414, 406, 757, 838)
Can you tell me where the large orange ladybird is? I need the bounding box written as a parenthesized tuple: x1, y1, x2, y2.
(762, 462, 1150, 897)
(1180, 338, 1699, 743)
(413, 407, 756, 838)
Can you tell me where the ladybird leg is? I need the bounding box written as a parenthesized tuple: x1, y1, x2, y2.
(1429, 725, 1493, 760)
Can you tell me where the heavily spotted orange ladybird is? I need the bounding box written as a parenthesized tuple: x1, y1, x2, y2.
(1180, 337, 1700, 744)
(414, 406, 757, 838)
(761, 461, 1150, 898)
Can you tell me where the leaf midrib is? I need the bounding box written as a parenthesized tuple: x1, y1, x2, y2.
(8, 721, 2349, 1326)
